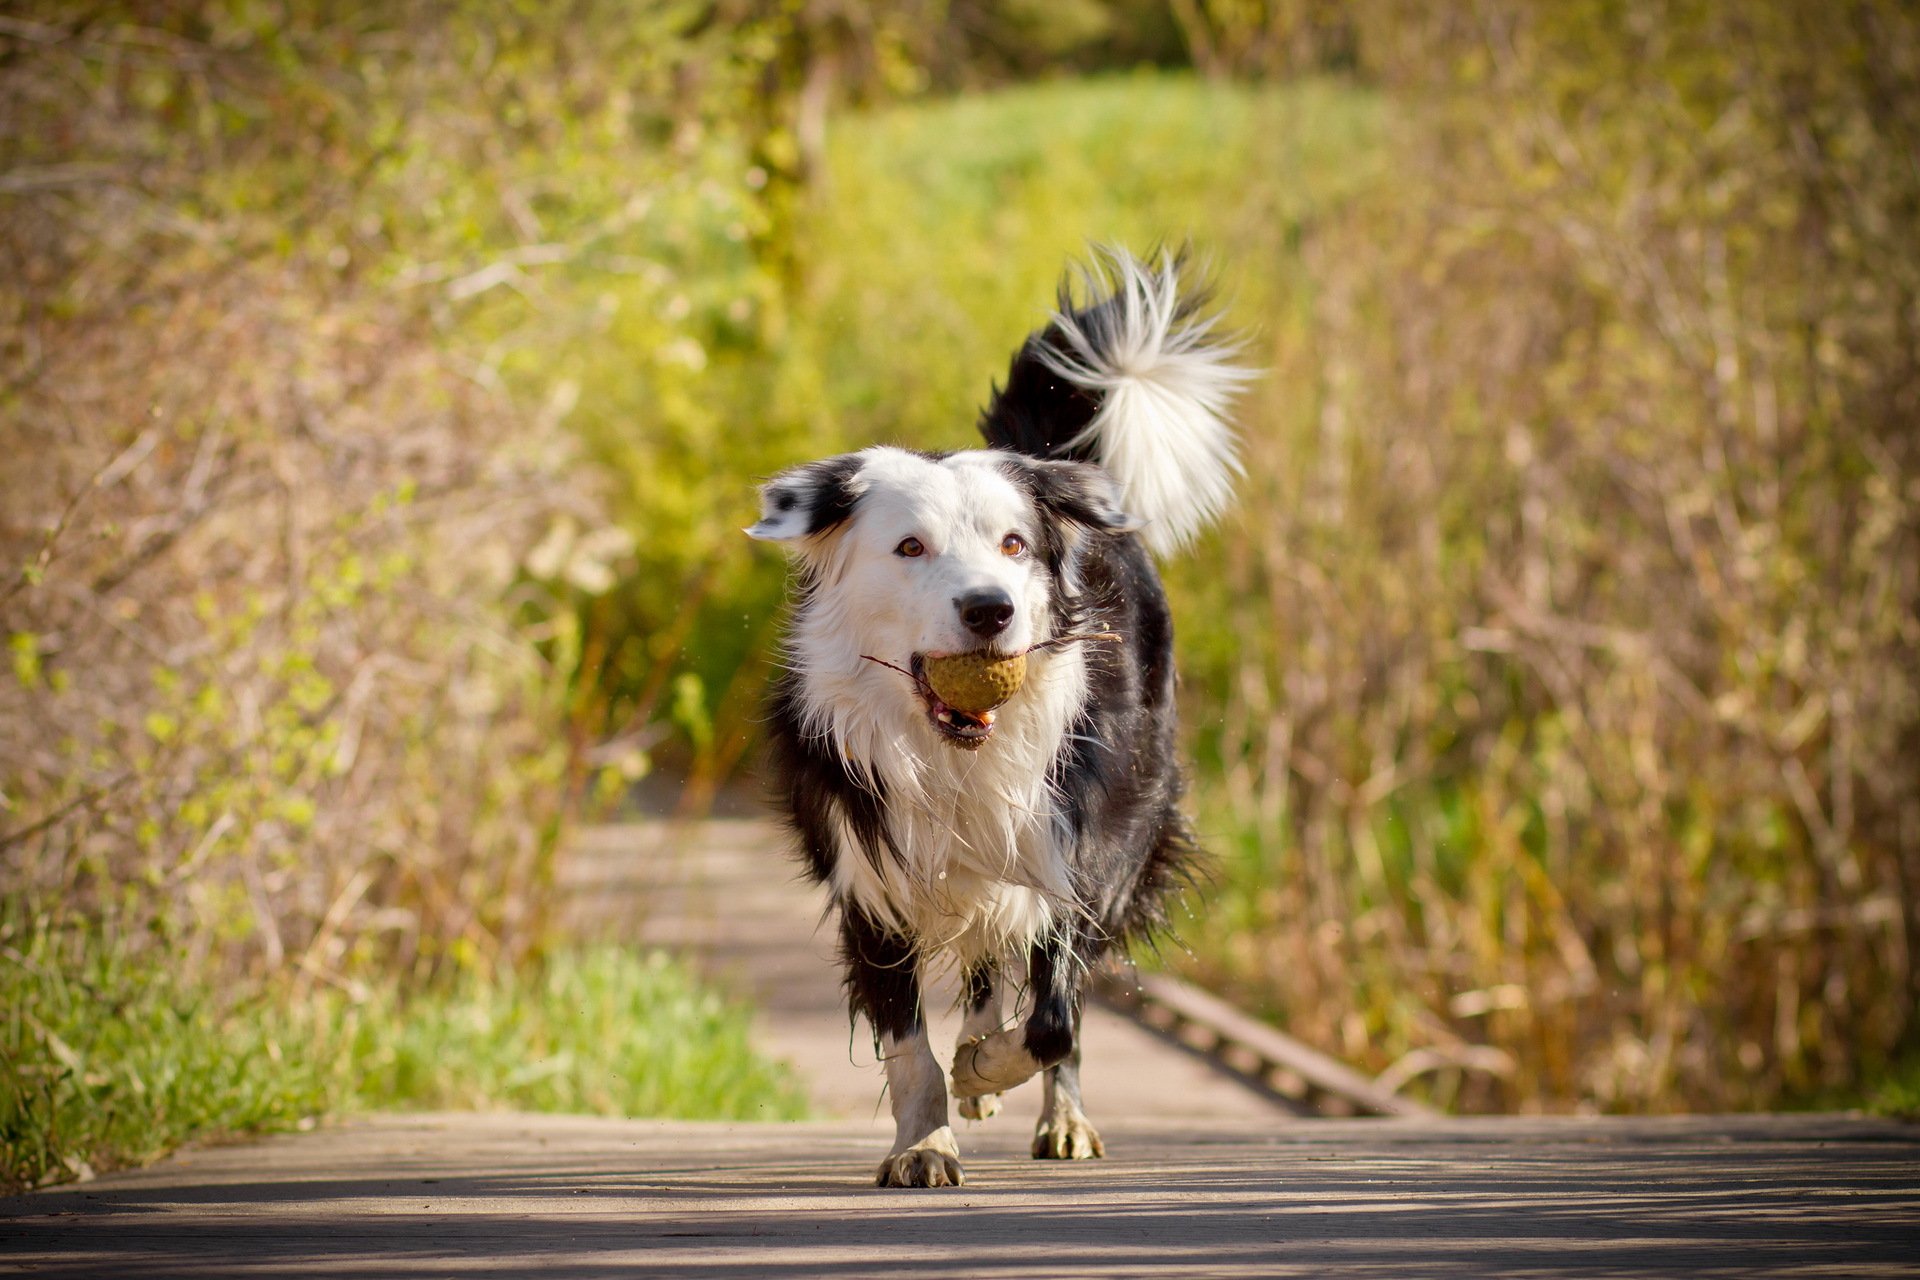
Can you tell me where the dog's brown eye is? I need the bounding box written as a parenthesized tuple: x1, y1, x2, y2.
(1001, 533, 1027, 557)
(895, 536, 925, 558)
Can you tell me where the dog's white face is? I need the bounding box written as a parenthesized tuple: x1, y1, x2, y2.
(749, 445, 1135, 750)
(829, 449, 1046, 658)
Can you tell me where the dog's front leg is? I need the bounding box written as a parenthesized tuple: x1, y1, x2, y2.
(949, 926, 1079, 1097)
(953, 961, 1004, 1120)
(878, 1025, 962, 1188)
(841, 908, 964, 1188)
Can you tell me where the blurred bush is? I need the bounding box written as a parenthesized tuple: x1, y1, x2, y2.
(1182, 0, 1920, 1112)
(0, 2, 809, 1182)
(612, 71, 1385, 800)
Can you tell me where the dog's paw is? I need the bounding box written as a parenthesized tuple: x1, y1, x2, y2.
(950, 1030, 1043, 1097)
(1032, 1109, 1105, 1160)
(956, 1091, 1001, 1121)
(875, 1128, 966, 1188)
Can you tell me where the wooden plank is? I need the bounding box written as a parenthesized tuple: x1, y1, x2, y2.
(556, 819, 1290, 1123)
(1102, 971, 1438, 1119)
(12, 1113, 1920, 1277)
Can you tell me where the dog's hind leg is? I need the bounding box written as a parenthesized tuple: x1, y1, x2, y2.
(841, 908, 964, 1188)
(1033, 1006, 1104, 1159)
(953, 961, 1004, 1121)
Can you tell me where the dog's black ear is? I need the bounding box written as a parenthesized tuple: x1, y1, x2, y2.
(1013, 458, 1144, 537)
(747, 454, 867, 543)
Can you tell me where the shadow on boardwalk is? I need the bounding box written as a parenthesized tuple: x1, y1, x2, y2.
(4, 1113, 1917, 1278)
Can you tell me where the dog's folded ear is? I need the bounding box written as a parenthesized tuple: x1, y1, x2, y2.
(1010, 458, 1144, 538)
(746, 454, 868, 544)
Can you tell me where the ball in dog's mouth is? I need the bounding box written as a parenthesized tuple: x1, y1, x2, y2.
(911, 651, 1026, 749)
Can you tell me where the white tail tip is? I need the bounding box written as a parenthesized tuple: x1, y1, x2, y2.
(1035, 246, 1255, 556)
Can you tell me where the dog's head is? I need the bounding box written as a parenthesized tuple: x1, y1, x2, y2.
(749, 446, 1138, 749)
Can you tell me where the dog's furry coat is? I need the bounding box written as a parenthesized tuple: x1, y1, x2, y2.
(748, 247, 1249, 1186)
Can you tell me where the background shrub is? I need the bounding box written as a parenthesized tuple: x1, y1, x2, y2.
(0, 3, 809, 1187)
(1181, 0, 1920, 1110)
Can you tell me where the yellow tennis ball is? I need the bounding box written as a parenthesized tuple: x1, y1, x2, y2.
(923, 651, 1028, 714)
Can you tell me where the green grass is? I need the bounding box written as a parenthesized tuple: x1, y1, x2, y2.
(794, 72, 1384, 456)
(1, 940, 805, 1194)
(556, 68, 1387, 786)
(1860, 1060, 1920, 1121)
(333, 948, 806, 1121)
(2, 932, 337, 1191)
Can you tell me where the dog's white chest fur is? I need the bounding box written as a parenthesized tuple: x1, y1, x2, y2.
(817, 647, 1089, 963)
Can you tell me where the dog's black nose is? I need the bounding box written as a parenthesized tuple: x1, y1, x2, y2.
(956, 589, 1015, 638)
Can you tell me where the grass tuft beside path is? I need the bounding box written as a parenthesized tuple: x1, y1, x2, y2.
(1, 943, 805, 1194)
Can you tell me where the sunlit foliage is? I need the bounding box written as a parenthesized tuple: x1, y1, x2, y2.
(3, 2, 1915, 1183)
(1, 935, 802, 1193)
(1183, 1, 1920, 1112)
(0, 2, 811, 1188)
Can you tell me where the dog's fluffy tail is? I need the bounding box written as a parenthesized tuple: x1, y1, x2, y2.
(980, 245, 1254, 556)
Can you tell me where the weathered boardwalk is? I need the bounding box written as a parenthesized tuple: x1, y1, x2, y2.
(559, 818, 1291, 1125)
(6, 819, 1915, 1276)
(5, 1112, 1916, 1277)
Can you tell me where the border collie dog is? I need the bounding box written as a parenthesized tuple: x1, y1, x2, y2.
(749, 246, 1250, 1187)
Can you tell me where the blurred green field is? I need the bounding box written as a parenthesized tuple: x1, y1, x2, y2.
(799, 72, 1380, 445)
(607, 72, 1384, 785)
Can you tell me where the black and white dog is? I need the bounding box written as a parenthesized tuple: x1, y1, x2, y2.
(748, 247, 1249, 1187)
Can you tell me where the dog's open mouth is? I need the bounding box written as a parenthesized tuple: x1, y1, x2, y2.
(910, 653, 995, 748)
(862, 636, 1117, 751)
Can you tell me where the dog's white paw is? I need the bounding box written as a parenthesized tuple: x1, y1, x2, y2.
(950, 1030, 1043, 1097)
(875, 1127, 966, 1188)
(1032, 1108, 1105, 1160)
(956, 1091, 1002, 1121)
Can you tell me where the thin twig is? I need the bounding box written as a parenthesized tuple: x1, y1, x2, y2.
(0, 773, 133, 853)
(858, 631, 1123, 691)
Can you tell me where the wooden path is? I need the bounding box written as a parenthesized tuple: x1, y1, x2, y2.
(6, 818, 1915, 1277)
(6, 1112, 1916, 1277)
(558, 818, 1292, 1127)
